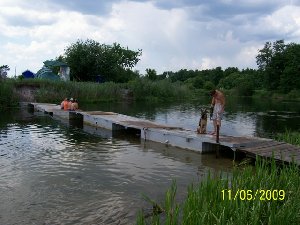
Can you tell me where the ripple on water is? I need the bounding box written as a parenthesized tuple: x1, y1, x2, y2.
(0, 115, 232, 225)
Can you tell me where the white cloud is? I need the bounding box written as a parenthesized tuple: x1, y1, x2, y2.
(200, 57, 218, 70)
(0, 0, 300, 77)
(262, 5, 300, 36)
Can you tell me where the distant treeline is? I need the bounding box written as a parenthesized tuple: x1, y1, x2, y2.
(50, 39, 300, 97)
(1, 39, 299, 109)
(156, 40, 300, 96)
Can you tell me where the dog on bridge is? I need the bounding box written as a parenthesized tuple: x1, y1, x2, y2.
(197, 108, 208, 134)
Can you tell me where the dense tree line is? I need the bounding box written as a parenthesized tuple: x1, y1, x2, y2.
(56, 39, 299, 96)
(158, 40, 299, 95)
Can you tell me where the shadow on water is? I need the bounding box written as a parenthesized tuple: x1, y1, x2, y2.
(1, 98, 299, 224)
(0, 107, 234, 224)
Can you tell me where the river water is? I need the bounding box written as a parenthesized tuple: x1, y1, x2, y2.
(0, 97, 299, 224)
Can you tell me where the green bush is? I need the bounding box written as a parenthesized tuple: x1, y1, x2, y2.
(253, 89, 269, 98)
(10, 78, 193, 104)
(184, 76, 204, 89)
(203, 81, 215, 91)
(0, 80, 18, 109)
(287, 89, 300, 100)
(128, 78, 192, 101)
(235, 79, 255, 96)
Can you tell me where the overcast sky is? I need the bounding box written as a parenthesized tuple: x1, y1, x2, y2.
(1, 0, 300, 77)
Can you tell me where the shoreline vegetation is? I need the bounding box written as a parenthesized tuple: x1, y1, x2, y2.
(1, 39, 300, 107)
(1, 39, 299, 224)
(1, 79, 299, 224)
(137, 131, 300, 225)
(0, 79, 193, 109)
(1, 79, 300, 110)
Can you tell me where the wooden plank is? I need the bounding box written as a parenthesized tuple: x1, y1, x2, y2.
(241, 148, 298, 158)
(237, 141, 300, 165)
(238, 145, 284, 153)
(233, 140, 278, 149)
(245, 153, 297, 164)
(247, 146, 299, 156)
(236, 141, 300, 165)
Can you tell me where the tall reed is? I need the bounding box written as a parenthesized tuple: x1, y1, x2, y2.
(0, 80, 18, 109)
(275, 130, 300, 146)
(12, 78, 192, 103)
(26, 80, 123, 103)
(137, 157, 300, 225)
(127, 78, 192, 101)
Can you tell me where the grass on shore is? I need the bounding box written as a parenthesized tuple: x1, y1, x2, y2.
(275, 130, 300, 146)
(0, 80, 19, 109)
(137, 131, 300, 225)
(1, 78, 193, 107)
(137, 158, 300, 225)
(253, 89, 300, 101)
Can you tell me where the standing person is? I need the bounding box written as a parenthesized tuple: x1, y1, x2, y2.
(210, 90, 225, 135)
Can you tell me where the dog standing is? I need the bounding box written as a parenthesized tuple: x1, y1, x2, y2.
(197, 108, 208, 134)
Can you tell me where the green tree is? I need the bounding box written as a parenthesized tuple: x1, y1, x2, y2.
(223, 67, 239, 78)
(145, 68, 157, 81)
(169, 69, 196, 82)
(184, 75, 204, 89)
(256, 40, 300, 92)
(209, 66, 224, 85)
(0, 65, 10, 71)
(219, 72, 241, 89)
(0, 65, 10, 79)
(256, 40, 286, 90)
(279, 43, 300, 92)
(63, 39, 142, 82)
(203, 81, 215, 91)
(192, 76, 204, 89)
(256, 41, 273, 71)
(235, 74, 255, 96)
(218, 70, 256, 96)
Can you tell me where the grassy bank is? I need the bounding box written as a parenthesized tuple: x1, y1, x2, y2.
(17, 79, 125, 103)
(253, 89, 300, 101)
(137, 132, 300, 225)
(275, 130, 300, 146)
(6, 78, 193, 105)
(0, 80, 19, 109)
(137, 159, 300, 225)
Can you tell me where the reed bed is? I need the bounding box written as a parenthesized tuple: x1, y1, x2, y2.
(127, 78, 192, 101)
(137, 157, 300, 225)
(0, 80, 18, 109)
(275, 130, 300, 146)
(9, 78, 192, 104)
(14, 79, 123, 103)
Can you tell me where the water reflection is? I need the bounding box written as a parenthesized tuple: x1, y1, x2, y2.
(0, 109, 232, 225)
(81, 97, 300, 137)
(1, 97, 300, 224)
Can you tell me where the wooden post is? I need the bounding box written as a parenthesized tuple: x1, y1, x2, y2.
(216, 125, 220, 144)
(216, 125, 220, 158)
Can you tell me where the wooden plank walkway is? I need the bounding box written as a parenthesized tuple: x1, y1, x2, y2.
(233, 140, 300, 165)
(27, 102, 300, 165)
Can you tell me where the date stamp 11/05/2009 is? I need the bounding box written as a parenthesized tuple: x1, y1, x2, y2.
(221, 189, 285, 201)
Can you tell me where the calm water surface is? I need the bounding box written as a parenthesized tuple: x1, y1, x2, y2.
(1, 97, 299, 224)
(82, 96, 300, 137)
